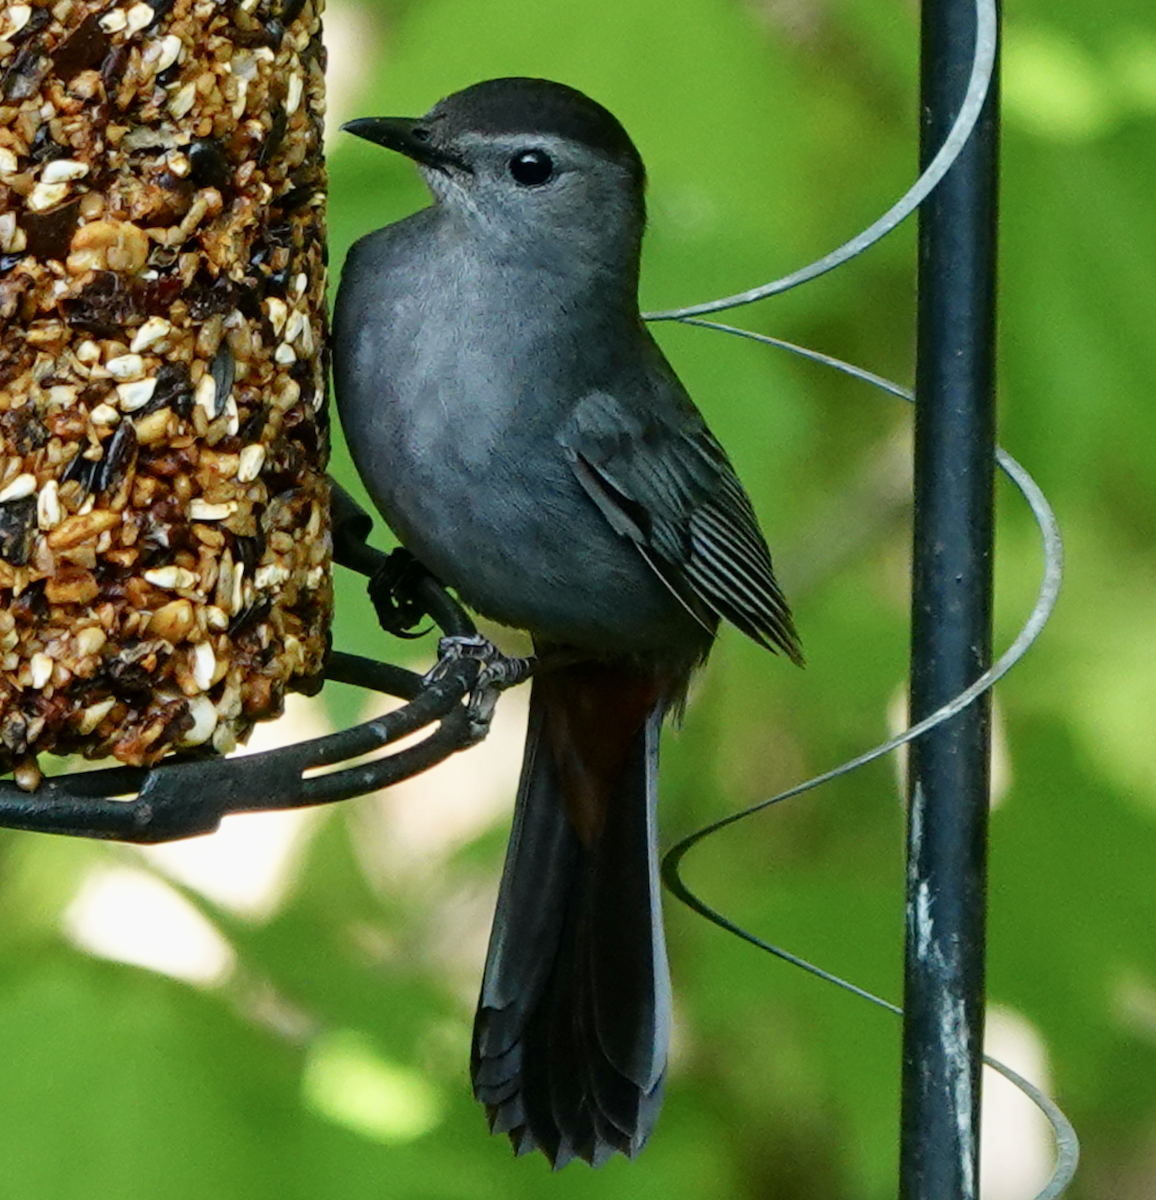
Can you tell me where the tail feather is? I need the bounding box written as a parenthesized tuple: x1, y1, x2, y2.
(471, 677, 670, 1165)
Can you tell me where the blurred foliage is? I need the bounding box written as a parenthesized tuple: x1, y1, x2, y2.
(3, 0, 1154, 1196)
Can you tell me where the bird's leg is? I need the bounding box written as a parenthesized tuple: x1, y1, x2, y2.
(367, 548, 435, 638)
(426, 634, 536, 742)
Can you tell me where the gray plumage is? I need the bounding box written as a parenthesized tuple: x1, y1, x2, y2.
(333, 77, 800, 1166)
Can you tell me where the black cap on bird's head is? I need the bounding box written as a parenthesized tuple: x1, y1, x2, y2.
(430, 78, 645, 184)
(341, 77, 646, 189)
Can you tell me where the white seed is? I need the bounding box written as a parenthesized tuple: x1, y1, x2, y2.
(211, 721, 236, 755)
(274, 342, 296, 365)
(282, 634, 302, 667)
(89, 403, 120, 425)
(224, 394, 239, 436)
(216, 554, 234, 614)
(4, 4, 31, 35)
(236, 444, 265, 483)
(191, 641, 215, 691)
(305, 565, 325, 590)
(216, 679, 240, 721)
(8, 748, 34, 784)
(144, 565, 198, 590)
(47, 385, 78, 406)
(0, 211, 17, 251)
(76, 340, 101, 364)
(77, 696, 116, 735)
(155, 33, 182, 72)
(116, 377, 157, 411)
(285, 71, 303, 115)
(0, 147, 17, 174)
(98, 7, 127, 31)
(254, 562, 289, 590)
(188, 498, 236, 521)
(13, 759, 41, 791)
(41, 158, 88, 184)
(294, 273, 307, 297)
(133, 407, 171, 444)
(166, 151, 190, 177)
(106, 352, 144, 379)
(169, 82, 196, 118)
(204, 605, 229, 630)
(125, 1, 154, 32)
(0, 473, 36, 502)
(130, 317, 171, 352)
(265, 296, 288, 335)
(284, 308, 306, 344)
(229, 50, 254, 79)
(27, 181, 70, 212)
(231, 76, 248, 120)
(37, 480, 61, 530)
(75, 626, 107, 657)
(230, 563, 245, 615)
(194, 372, 217, 418)
(182, 694, 219, 746)
(276, 378, 300, 411)
(29, 652, 53, 690)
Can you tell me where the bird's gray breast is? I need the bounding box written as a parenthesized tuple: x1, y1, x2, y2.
(333, 216, 691, 652)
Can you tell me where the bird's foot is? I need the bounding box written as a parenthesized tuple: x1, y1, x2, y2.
(426, 634, 535, 743)
(368, 549, 433, 639)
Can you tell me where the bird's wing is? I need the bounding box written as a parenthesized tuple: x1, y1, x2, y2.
(561, 391, 802, 664)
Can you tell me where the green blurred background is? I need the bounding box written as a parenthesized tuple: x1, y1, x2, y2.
(3, 0, 1155, 1195)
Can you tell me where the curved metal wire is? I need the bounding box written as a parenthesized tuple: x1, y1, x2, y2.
(659, 338, 1074, 1198)
(662, 826, 1078, 1200)
(645, 0, 1077, 1185)
(643, 0, 997, 319)
(0, 651, 476, 842)
(662, 356, 1072, 1191)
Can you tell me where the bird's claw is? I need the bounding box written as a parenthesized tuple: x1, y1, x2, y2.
(368, 549, 432, 639)
(426, 634, 535, 743)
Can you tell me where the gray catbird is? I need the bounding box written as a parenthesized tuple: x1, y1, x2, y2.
(333, 77, 801, 1167)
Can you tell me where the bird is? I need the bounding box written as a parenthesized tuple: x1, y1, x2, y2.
(332, 76, 801, 1167)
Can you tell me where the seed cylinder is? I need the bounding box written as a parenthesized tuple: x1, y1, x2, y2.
(0, 0, 332, 778)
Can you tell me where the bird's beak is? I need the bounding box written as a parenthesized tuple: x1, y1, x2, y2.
(340, 117, 467, 174)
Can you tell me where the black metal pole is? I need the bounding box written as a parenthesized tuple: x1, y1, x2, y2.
(899, 0, 999, 1195)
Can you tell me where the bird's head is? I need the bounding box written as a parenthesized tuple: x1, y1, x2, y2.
(343, 78, 648, 280)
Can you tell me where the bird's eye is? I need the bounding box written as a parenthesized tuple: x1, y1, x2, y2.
(508, 150, 554, 186)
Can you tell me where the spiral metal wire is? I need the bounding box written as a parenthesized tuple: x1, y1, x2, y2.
(651, 0, 1078, 1192)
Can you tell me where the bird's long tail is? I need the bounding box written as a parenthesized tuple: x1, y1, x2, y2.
(470, 661, 672, 1167)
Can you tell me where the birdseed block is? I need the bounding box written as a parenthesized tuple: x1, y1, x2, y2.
(0, 0, 332, 785)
